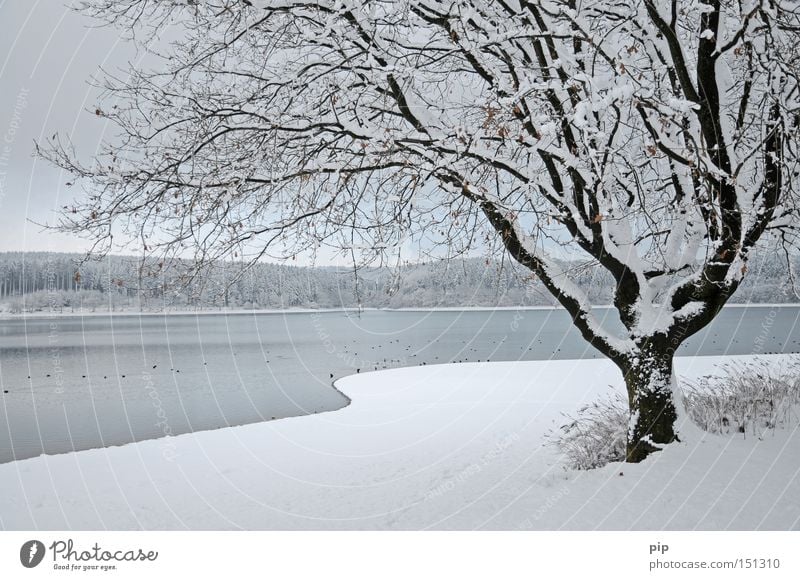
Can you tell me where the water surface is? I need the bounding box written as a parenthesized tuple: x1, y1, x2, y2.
(0, 306, 798, 463)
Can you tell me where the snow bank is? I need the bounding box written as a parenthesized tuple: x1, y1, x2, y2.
(0, 356, 797, 530)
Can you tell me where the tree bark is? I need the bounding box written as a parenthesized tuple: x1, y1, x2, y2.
(619, 343, 679, 463)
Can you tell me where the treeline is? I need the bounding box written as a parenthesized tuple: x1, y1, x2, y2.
(0, 251, 796, 314)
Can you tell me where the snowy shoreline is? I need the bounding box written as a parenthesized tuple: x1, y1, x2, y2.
(388, 303, 800, 312)
(0, 306, 372, 320)
(0, 354, 797, 530)
(1, 302, 798, 320)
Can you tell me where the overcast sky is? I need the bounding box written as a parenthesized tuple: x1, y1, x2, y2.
(0, 2, 484, 267)
(0, 1, 139, 254)
(0, 1, 427, 267)
(0, 3, 400, 266)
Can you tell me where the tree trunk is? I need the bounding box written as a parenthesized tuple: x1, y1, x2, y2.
(620, 346, 679, 463)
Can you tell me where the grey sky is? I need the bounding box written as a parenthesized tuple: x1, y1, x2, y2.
(0, 3, 481, 266)
(0, 3, 403, 266)
(0, 1, 136, 254)
(0, 2, 426, 266)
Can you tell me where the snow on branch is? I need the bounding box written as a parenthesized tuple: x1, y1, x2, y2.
(43, 0, 800, 356)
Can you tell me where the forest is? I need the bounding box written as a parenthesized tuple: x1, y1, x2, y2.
(0, 251, 796, 314)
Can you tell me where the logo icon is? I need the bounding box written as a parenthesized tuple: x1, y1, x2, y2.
(20, 540, 46, 568)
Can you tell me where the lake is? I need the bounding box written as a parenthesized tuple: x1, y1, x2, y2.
(1, 305, 798, 463)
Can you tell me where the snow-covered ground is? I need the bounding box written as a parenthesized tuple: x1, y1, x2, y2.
(0, 355, 797, 530)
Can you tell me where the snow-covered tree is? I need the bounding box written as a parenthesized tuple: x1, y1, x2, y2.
(42, 0, 800, 461)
